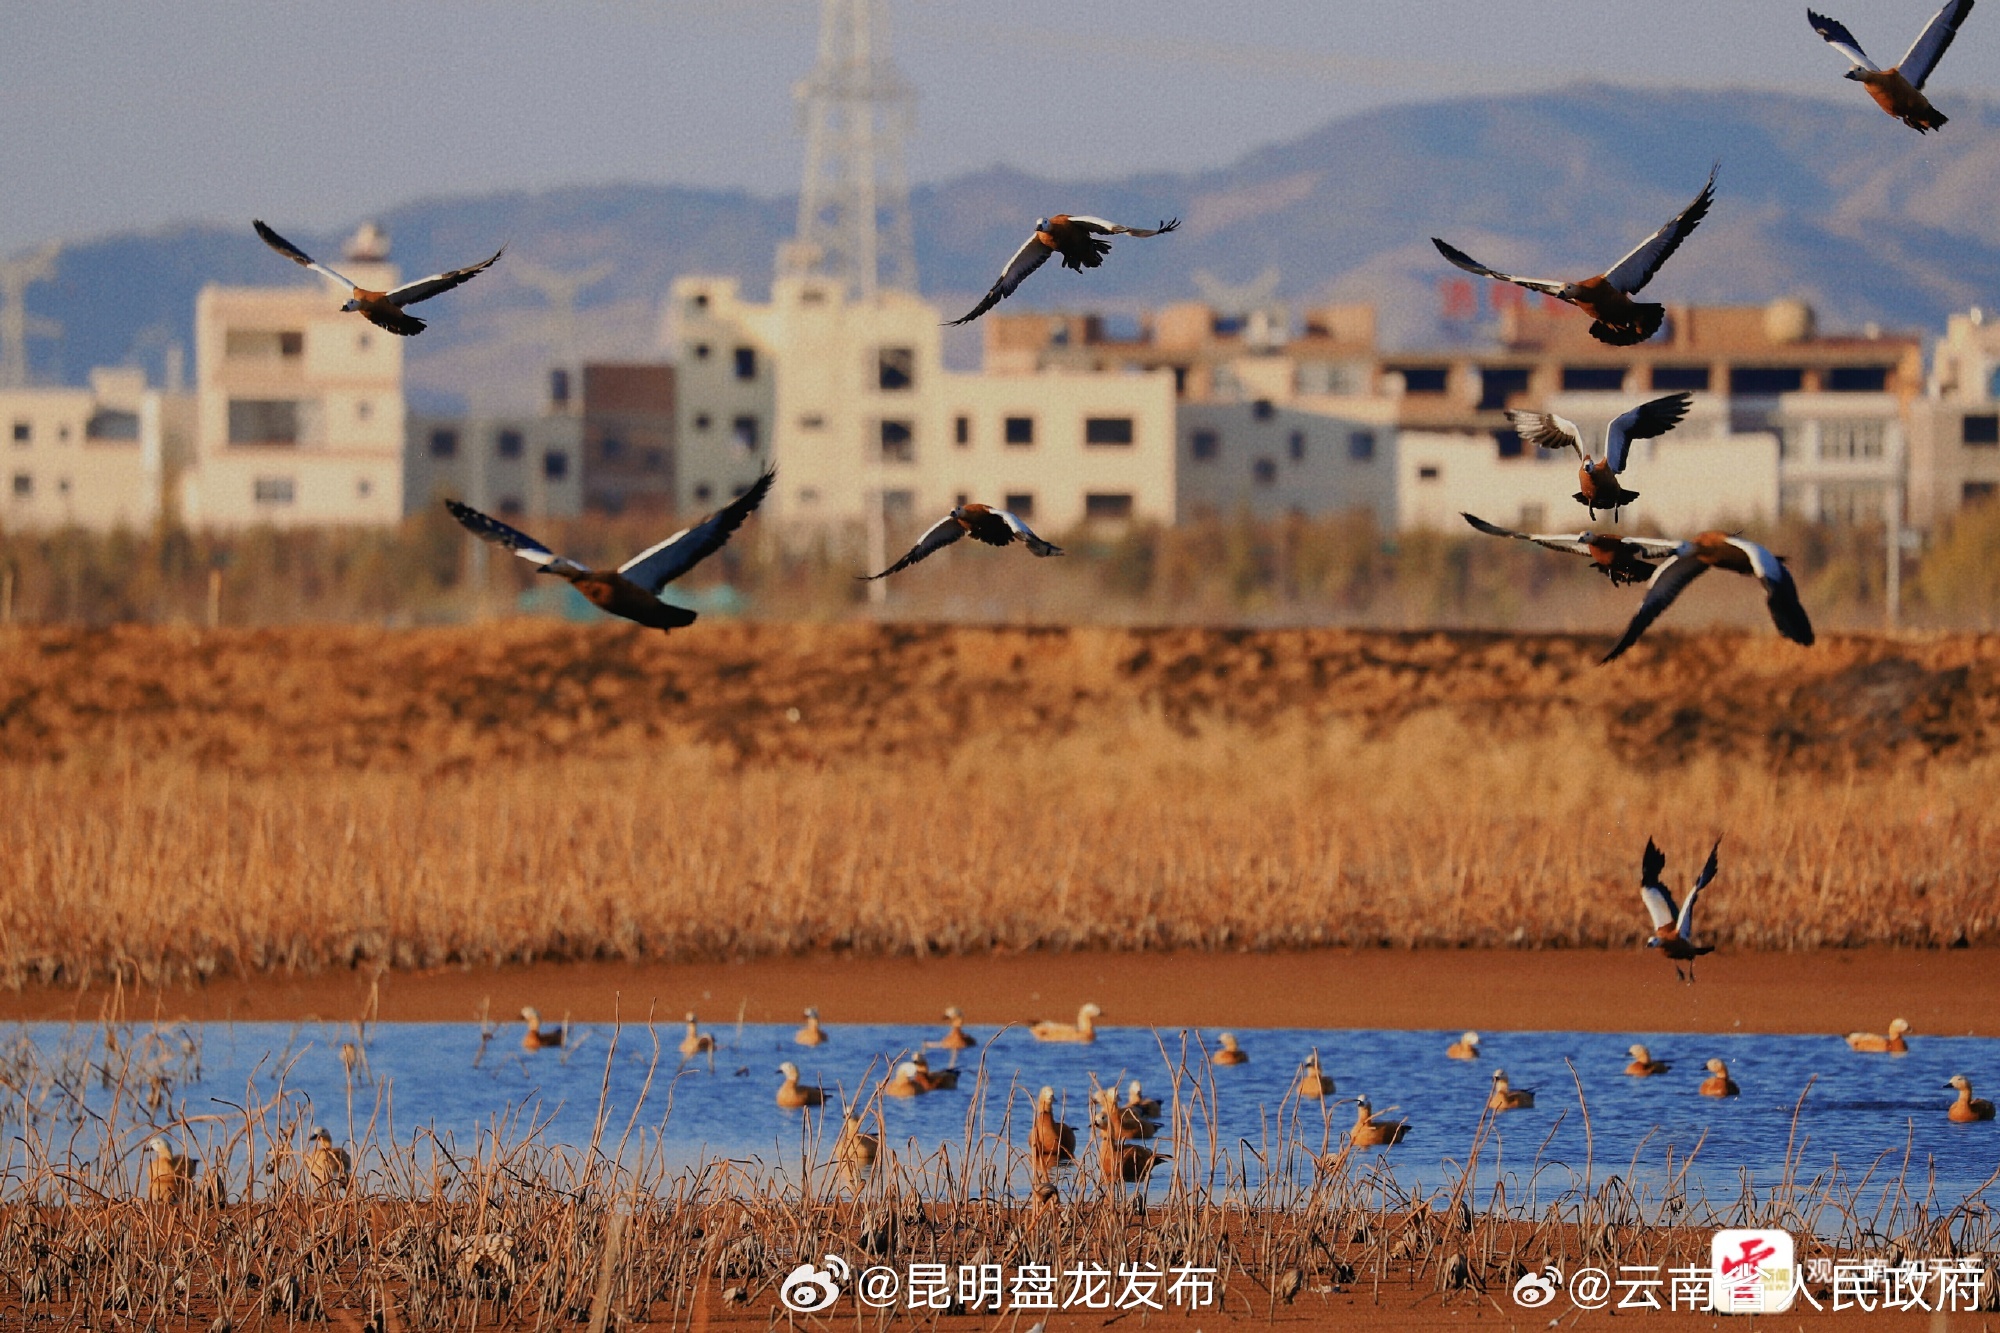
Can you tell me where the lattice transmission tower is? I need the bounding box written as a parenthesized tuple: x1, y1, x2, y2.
(783, 0, 917, 301)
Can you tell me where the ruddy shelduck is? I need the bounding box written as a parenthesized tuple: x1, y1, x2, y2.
(1625, 1044, 1672, 1077)
(1030, 1085, 1077, 1169)
(1032, 1003, 1102, 1044)
(446, 468, 773, 633)
(859, 503, 1062, 580)
(834, 1110, 880, 1178)
(1211, 1033, 1249, 1065)
(794, 1008, 827, 1047)
(253, 219, 501, 336)
(909, 1051, 960, 1092)
(520, 1007, 564, 1051)
(1945, 1074, 1995, 1122)
(305, 1128, 352, 1192)
(1123, 1080, 1163, 1120)
(1347, 1096, 1410, 1148)
(1604, 533, 1814, 662)
(1446, 1031, 1481, 1061)
(147, 1137, 197, 1204)
(1810, 1, 1974, 133)
(1432, 165, 1716, 346)
(1095, 1088, 1170, 1184)
(1846, 1018, 1912, 1053)
(1092, 1087, 1161, 1140)
(882, 1060, 926, 1098)
(949, 215, 1180, 326)
(1295, 1052, 1336, 1099)
(1699, 1058, 1740, 1098)
(775, 1061, 826, 1109)
(679, 1012, 716, 1059)
(1486, 1070, 1535, 1111)
(1462, 513, 1678, 587)
(1506, 392, 1694, 521)
(1639, 838, 1721, 982)
(929, 1006, 977, 1050)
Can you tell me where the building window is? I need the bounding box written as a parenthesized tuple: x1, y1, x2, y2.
(86, 410, 140, 441)
(1004, 416, 1035, 446)
(428, 428, 459, 459)
(799, 414, 825, 430)
(800, 286, 826, 304)
(953, 414, 970, 446)
(1477, 366, 1531, 411)
(878, 347, 915, 391)
(643, 448, 666, 471)
(1730, 366, 1805, 396)
(550, 369, 570, 407)
(1387, 364, 1449, 394)
(731, 415, 759, 451)
(1348, 430, 1376, 462)
(1963, 414, 1999, 446)
(496, 429, 524, 459)
(1562, 366, 1626, 391)
(224, 329, 304, 360)
(252, 476, 295, 504)
(1495, 429, 1525, 459)
(1172, 366, 1189, 396)
(1287, 430, 1306, 461)
(1252, 458, 1277, 486)
(690, 292, 710, 312)
(544, 450, 569, 481)
(599, 435, 625, 461)
(1085, 492, 1134, 519)
(1653, 364, 1710, 392)
(9, 421, 26, 444)
(357, 477, 373, 498)
(693, 483, 712, 502)
(693, 343, 711, 360)
(880, 419, 915, 462)
(1417, 465, 1440, 481)
(1964, 481, 1997, 504)
(693, 413, 711, 431)
(10, 472, 29, 497)
(1252, 399, 1275, 422)
(356, 400, 373, 421)
(1004, 492, 1035, 518)
(1519, 502, 1545, 528)
(498, 496, 524, 516)
(1191, 429, 1220, 461)
(229, 399, 304, 445)
(1818, 419, 1885, 460)
(882, 489, 916, 522)
(733, 346, 758, 380)
(1827, 365, 1890, 393)
(1085, 416, 1135, 446)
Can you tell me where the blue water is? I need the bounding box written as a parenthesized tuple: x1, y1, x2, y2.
(8, 1020, 1996, 1214)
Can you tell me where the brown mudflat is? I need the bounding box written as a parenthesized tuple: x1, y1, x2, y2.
(8, 946, 1989, 1037)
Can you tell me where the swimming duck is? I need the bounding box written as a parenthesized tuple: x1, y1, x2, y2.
(1032, 1003, 1102, 1044)
(1211, 1033, 1249, 1065)
(794, 1007, 827, 1047)
(521, 1007, 564, 1051)
(1699, 1058, 1740, 1098)
(1946, 1074, 1995, 1122)
(776, 1061, 826, 1109)
(1486, 1069, 1536, 1111)
(1295, 1052, 1335, 1099)
(1845, 1018, 1911, 1053)
(1625, 1044, 1671, 1076)
(928, 1006, 977, 1050)
(1446, 1031, 1481, 1060)
(1347, 1096, 1410, 1147)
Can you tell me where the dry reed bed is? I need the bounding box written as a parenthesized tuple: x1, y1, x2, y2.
(0, 1017, 1992, 1329)
(2, 624, 1998, 987)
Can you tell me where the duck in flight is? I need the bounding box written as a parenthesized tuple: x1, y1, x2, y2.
(1602, 531, 1814, 663)
(1810, 0, 1975, 133)
(447, 468, 773, 632)
(948, 215, 1179, 326)
(1640, 837, 1721, 982)
(1432, 164, 1716, 346)
(1506, 392, 1694, 521)
(859, 502, 1061, 581)
(1461, 513, 1680, 587)
(253, 220, 501, 336)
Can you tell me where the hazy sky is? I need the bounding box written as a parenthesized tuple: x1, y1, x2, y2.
(1, 1, 1987, 253)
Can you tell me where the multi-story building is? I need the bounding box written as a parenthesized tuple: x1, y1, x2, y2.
(182, 225, 406, 527)
(404, 373, 583, 523)
(580, 363, 677, 515)
(1910, 308, 2000, 528)
(0, 367, 184, 531)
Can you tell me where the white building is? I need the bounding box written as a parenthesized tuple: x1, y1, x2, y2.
(0, 368, 178, 532)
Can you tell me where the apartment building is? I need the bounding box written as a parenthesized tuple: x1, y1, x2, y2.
(1910, 308, 2000, 528)
(0, 367, 180, 531)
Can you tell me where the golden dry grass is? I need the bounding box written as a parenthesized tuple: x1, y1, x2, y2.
(2, 622, 1998, 988)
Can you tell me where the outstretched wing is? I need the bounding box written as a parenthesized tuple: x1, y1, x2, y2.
(1808, 10, 1880, 70)
(999, 509, 1063, 557)
(618, 466, 775, 593)
(1602, 164, 1717, 295)
(1726, 537, 1817, 646)
(1462, 511, 1600, 557)
(1899, 0, 1974, 87)
(1679, 838, 1722, 938)
(387, 247, 505, 308)
(1431, 239, 1568, 297)
(1506, 410, 1587, 460)
(1066, 216, 1181, 239)
(253, 220, 357, 292)
(1602, 550, 1709, 662)
(859, 513, 967, 580)
(1605, 391, 1694, 471)
(946, 234, 1055, 326)
(443, 499, 589, 578)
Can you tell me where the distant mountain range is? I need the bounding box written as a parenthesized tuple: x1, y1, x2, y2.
(20, 84, 2000, 410)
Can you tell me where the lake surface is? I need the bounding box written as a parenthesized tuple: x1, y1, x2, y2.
(6, 1019, 1994, 1216)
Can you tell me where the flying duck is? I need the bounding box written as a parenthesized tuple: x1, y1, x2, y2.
(253, 220, 501, 336)
(1700, 1057, 1740, 1098)
(1506, 392, 1694, 520)
(1640, 837, 1721, 982)
(1846, 1018, 1912, 1053)
(859, 503, 1061, 580)
(1461, 512, 1679, 587)
(447, 468, 772, 632)
(948, 215, 1179, 326)
(1603, 532, 1814, 662)
(1432, 165, 1716, 346)
(1810, 0, 1975, 133)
